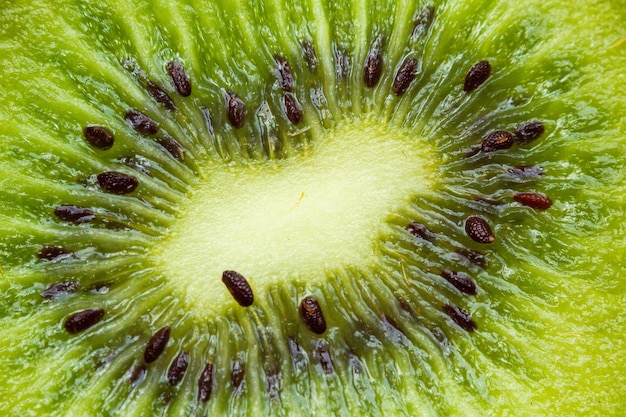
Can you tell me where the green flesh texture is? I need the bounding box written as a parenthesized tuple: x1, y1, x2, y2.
(0, 0, 625, 415)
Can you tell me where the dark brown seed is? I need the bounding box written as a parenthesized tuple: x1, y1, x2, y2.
(282, 93, 303, 124)
(231, 359, 245, 390)
(64, 308, 105, 334)
(406, 222, 435, 241)
(54, 205, 95, 224)
(157, 136, 185, 161)
(463, 60, 491, 93)
(129, 363, 147, 386)
(440, 270, 478, 295)
(364, 47, 383, 88)
(222, 270, 254, 307)
(198, 362, 214, 402)
(38, 246, 72, 262)
(302, 40, 318, 72)
(42, 281, 79, 299)
(147, 81, 177, 111)
(125, 110, 159, 136)
(167, 351, 189, 386)
(167, 61, 192, 97)
(144, 326, 171, 363)
(481, 130, 515, 153)
(455, 248, 487, 268)
(393, 57, 418, 96)
(83, 126, 114, 150)
(515, 120, 544, 143)
(299, 296, 327, 334)
(226, 92, 246, 129)
(97, 171, 139, 195)
(513, 192, 552, 210)
(274, 55, 295, 92)
(443, 304, 477, 332)
(465, 215, 495, 243)
(316, 340, 334, 374)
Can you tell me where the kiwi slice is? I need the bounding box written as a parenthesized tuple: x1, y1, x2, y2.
(0, 0, 625, 415)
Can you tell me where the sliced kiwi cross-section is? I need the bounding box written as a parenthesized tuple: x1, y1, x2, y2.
(0, 0, 625, 415)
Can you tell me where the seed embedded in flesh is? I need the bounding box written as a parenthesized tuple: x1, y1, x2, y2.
(443, 304, 477, 332)
(222, 270, 254, 307)
(299, 296, 327, 334)
(226, 92, 246, 129)
(335, 49, 350, 80)
(97, 171, 139, 195)
(144, 326, 171, 363)
(302, 40, 318, 72)
(147, 81, 177, 111)
(167, 351, 190, 386)
(274, 55, 295, 92)
(463, 60, 491, 92)
(440, 270, 478, 295)
(157, 136, 185, 161)
(282, 93, 303, 124)
(129, 363, 147, 386)
(465, 215, 495, 243)
(41, 281, 79, 299)
(364, 46, 383, 88)
(83, 126, 114, 150)
(167, 60, 192, 97)
(513, 192, 553, 210)
(393, 57, 418, 96)
(38, 246, 72, 262)
(406, 222, 435, 241)
(316, 340, 334, 374)
(198, 362, 214, 402)
(515, 120, 545, 143)
(64, 308, 105, 334)
(124, 110, 159, 136)
(412, 4, 435, 37)
(481, 130, 515, 153)
(54, 205, 95, 224)
(231, 359, 245, 390)
(455, 248, 487, 268)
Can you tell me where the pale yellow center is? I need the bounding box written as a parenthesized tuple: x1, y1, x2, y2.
(154, 118, 438, 314)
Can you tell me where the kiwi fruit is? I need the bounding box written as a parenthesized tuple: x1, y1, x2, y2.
(0, 0, 624, 415)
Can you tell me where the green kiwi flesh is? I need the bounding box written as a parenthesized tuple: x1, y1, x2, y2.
(0, 0, 625, 416)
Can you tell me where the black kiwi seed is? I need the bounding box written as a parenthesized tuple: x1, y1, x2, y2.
(38, 245, 73, 262)
(481, 130, 516, 153)
(316, 340, 334, 374)
(463, 60, 491, 93)
(54, 205, 96, 224)
(226, 92, 246, 129)
(157, 136, 185, 161)
(41, 281, 79, 299)
(465, 215, 495, 243)
(393, 57, 418, 96)
(124, 109, 159, 136)
(97, 171, 139, 195)
(302, 40, 318, 72)
(144, 325, 171, 363)
(83, 126, 114, 150)
(274, 55, 295, 92)
(299, 296, 327, 334)
(406, 222, 435, 241)
(363, 44, 383, 88)
(513, 192, 553, 210)
(167, 351, 189, 386)
(231, 359, 245, 390)
(198, 362, 214, 402)
(147, 81, 177, 111)
(455, 248, 487, 268)
(64, 308, 105, 334)
(221, 270, 254, 307)
(443, 304, 477, 332)
(282, 93, 303, 124)
(515, 120, 545, 143)
(440, 270, 478, 295)
(167, 60, 192, 97)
